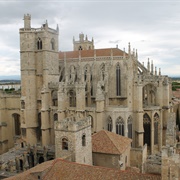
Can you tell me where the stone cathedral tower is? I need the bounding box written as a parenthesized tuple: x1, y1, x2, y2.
(19, 14, 59, 146)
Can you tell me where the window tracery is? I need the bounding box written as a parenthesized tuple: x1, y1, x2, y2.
(116, 117, 124, 136)
(128, 116, 132, 139)
(107, 116, 112, 132)
(154, 113, 159, 145)
(37, 37, 42, 50)
(143, 113, 151, 146)
(116, 64, 121, 96)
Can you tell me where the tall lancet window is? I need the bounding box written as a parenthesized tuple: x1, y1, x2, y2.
(51, 38, 55, 50)
(128, 116, 133, 139)
(143, 113, 151, 146)
(37, 37, 42, 50)
(154, 113, 159, 145)
(116, 64, 121, 96)
(116, 117, 124, 136)
(107, 116, 112, 132)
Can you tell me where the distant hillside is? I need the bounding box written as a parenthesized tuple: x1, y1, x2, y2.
(0, 80, 21, 84)
(171, 77, 180, 81)
(0, 75, 20, 81)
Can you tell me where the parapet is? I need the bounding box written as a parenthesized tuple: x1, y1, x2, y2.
(55, 116, 91, 132)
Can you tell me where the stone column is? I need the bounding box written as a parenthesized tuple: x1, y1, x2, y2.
(76, 82, 86, 111)
(58, 82, 67, 121)
(95, 81, 105, 132)
(158, 110, 163, 151)
(151, 112, 154, 154)
(41, 86, 50, 146)
(134, 83, 144, 147)
(112, 111, 116, 133)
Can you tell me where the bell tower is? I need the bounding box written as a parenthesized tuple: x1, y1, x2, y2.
(19, 14, 59, 146)
(73, 33, 94, 51)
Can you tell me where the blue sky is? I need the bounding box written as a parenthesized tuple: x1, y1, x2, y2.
(0, 0, 180, 77)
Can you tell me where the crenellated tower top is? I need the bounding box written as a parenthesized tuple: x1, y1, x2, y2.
(24, 14, 31, 29)
(73, 33, 94, 51)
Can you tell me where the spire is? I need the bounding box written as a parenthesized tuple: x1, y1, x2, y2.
(123, 48, 126, 59)
(111, 48, 113, 63)
(136, 49, 138, 60)
(151, 60, 154, 75)
(92, 37, 94, 43)
(73, 36, 75, 43)
(147, 58, 150, 71)
(85, 35, 88, 41)
(56, 24, 59, 32)
(64, 52, 68, 83)
(128, 42, 131, 57)
(133, 48, 135, 57)
(45, 20, 48, 26)
(159, 68, 161, 75)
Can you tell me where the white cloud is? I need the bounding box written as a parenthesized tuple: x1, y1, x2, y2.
(0, 1, 180, 77)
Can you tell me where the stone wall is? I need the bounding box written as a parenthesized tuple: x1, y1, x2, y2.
(0, 92, 20, 154)
(130, 144, 147, 173)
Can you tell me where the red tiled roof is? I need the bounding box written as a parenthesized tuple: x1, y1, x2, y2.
(173, 89, 180, 98)
(6, 160, 53, 180)
(43, 159, 161, 180)
(7, 159, 161, 180)
(59, 48, 127, 59)
(92, 130, 132, 155)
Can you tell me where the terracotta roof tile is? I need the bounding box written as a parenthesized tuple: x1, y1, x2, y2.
(6, 160, 53, 180)
(92, 130, 132, 155)
(173, 89, 180, 98)
(59, 48, 127, 59)
(7, 159, 161, 180)
(43, 158, 161, 180)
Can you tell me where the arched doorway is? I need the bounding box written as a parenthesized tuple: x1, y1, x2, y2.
(13, 113, 21, 136)
(39, 156, 44, 164)
(19, 159, 23, 171)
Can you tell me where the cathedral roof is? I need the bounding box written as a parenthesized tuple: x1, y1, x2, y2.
(59, 48, 127, 59)
(92, 130, 132, 155)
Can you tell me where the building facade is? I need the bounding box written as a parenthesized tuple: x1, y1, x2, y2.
(0, 14, 180, 178)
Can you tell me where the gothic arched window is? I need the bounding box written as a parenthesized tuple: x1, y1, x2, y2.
(69, 90, 76, 107)
(37, 37, 42, 50)
(79, 46, 82, 50)
(52, 90, 58, 106)
(54, 113, 58, 121)
(116, 117, 124, 136)
(143, 113, 151, 146)
(116, 64, 121, 96)
(128, 116, 133, 139)
(107, 116, 112, 132)
(51, 38, 55, 50)
(62, 138, 68, 150)
(82, 134, 86, 146)
(154, 113, 159, 145)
